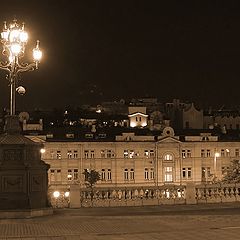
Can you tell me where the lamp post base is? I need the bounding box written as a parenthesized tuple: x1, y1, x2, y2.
(0, 115, 51, 211)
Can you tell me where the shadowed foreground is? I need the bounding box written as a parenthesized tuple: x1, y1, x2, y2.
(1, 203, 240, 239)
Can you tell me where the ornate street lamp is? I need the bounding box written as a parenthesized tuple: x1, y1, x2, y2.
(0, 19, 42, 116)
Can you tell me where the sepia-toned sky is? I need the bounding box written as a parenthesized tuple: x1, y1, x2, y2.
(0, 0, 240, 110)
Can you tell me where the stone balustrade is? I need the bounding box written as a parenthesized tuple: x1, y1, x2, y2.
(49, 185, 186, 208)
(195, 183, 240, 203)
(49, 183, 240, 208)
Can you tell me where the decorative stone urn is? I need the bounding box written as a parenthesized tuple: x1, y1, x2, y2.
(0, 115, 50, 211)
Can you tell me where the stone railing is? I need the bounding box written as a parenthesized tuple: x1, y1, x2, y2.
(49, 183, 240, 208)
(75, 185, 186, 208)
(195, 183, 240, 204)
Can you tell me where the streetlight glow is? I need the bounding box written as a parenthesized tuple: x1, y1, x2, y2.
(10, 43, 21, 55)
(64, 191, 70, 197)
(19, 31, 28, 42)
(0, 19, 42, 116)
(33, 44, 42, 61)
(40, 148, 46, 154)
(53, 191, 60, 198)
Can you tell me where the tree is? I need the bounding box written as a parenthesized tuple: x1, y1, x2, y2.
(82, 169, 100, 203)
(222, 159, 240, 183)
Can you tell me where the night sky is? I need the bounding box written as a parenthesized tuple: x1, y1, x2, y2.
(0, 1, 240, 110)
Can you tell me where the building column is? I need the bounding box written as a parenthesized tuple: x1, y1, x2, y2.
(70, 185, 81, 208)
(185, 182, 197, 204)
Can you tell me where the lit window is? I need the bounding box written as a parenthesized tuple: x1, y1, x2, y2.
(129, 150, 134, 158)
(67, 169, 72, 181)
(124, 150, 129, 158)
(67, 169, 78, 181)
(144, 150, 155, 158)
(186, 150, 191, 158)
(66, 133, 74, 138)
(202, 167, 211, 179)
(124, 150, 135, 158)
(67, 150, 72, 159)
(226, 149, 230, 157)
(164, 154, 173, 161)
(182, 150, 186, 158)
(101, 149, 114, 158)
(56, 150, 61, 159)
(164, 167, 173, 182)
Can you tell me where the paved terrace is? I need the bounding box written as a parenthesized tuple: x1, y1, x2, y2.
(1, 203, 240, 239)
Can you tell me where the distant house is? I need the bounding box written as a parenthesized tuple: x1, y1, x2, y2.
(128, 106, 148, 128)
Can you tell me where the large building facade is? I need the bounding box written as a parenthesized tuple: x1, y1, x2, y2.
(29, 127, 240, 193)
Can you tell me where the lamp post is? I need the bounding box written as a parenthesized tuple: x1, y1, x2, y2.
(214, 151, 220, 180)
(0, 19, 42, 116)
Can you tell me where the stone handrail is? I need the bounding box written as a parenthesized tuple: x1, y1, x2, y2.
(195, 183, 240, 203)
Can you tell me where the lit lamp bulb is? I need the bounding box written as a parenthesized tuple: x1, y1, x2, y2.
(8, 55, 14, 63)
(19, 31, 28, 43)
(9, 29, 20, 43)
(53, 191, 60, 198)
(1, 21, 9, 41)
(215, 152, 220, 158)
(33, 40, 42, 62)
(64, 191, 70, 197)
(1, 30, 9, 41)
(40, 148, 46, 154)
(10, 43, 21, 55)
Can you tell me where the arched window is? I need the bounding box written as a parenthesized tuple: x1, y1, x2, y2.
(164, 153, 173, 161)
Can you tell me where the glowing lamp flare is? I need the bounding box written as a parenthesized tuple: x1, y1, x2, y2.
(10, 43, 21, 55)
(40, 148, 46, 154)
(19, 31, 28, 42)
(9, 29, 20, 42)
(53, 191, 60, 198)
(1, 30, 9, 40)
(64, 192, 70, 197)
(0, 19, 43, 116)
(33, 48, 42, 61)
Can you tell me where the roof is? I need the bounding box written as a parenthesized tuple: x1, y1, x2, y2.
(0, 133, 38, 145)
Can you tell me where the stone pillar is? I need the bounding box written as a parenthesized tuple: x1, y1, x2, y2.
(185, 182, 197, 204)
(0, 115, 51, 211)
(70, 185, 81, 208)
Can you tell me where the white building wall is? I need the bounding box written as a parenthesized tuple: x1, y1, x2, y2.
(40, 138, 240, 191)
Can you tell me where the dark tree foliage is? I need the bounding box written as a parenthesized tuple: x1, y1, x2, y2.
(222, 159, 240, 183)
(82, 169, 100, 202)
